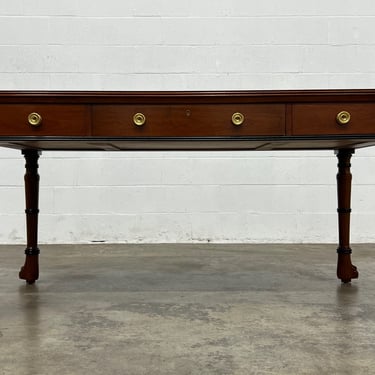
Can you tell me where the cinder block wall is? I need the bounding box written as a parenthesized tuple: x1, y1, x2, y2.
(1, 1, 375, 244)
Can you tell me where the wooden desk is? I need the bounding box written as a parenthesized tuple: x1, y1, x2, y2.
(1, 89, 375, 285)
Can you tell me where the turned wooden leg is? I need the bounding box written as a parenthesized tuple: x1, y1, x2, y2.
(19, 150, 41, 284)
(335, 149, 358, 283)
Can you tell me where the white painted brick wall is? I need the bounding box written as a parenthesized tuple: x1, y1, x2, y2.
(1, 1, 375, 244)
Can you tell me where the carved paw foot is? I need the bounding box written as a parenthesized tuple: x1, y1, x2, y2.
(19, 256, 39, 284)
(340, 265, 359, 283)
(337, 254, 359, 283)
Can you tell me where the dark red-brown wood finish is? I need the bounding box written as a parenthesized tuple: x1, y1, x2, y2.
(19, 150, 41, 284)
(1, 89, 375, 151)
(336, 149, 358, 283)
(1, 89, 375, 284)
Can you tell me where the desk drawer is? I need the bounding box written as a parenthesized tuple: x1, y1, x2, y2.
(292, 103, 375, 135)
(0, 105, 90, 136)
(93, 104, 285, 136)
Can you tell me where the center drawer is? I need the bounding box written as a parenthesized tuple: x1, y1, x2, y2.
(92, 104, 285, 137)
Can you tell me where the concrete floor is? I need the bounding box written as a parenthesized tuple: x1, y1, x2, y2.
(1, 244, 375, 375)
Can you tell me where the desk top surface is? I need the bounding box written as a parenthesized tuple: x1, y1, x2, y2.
(1, 89, 375, 152)
(1, 89, 375, 103)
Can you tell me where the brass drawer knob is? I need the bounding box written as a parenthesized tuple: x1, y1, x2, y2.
(336, 111, 351, 125)
(232, 112, 245, 126)
(28, 112, 42, 127)
(133, 113, 146, 126)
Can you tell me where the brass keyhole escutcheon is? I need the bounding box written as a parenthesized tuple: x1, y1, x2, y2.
(133, 113, 146, 126)
(232, 112, 245, 126)
(28, 112, 42, 127)
(336, 111, 351, 126)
